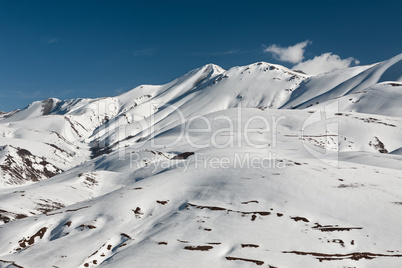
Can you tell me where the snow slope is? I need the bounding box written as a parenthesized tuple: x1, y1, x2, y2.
(284, 53, 402, 110)
(0, 54, 402, 267)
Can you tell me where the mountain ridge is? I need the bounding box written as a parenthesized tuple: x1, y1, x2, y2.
(0, 54, 402, 267)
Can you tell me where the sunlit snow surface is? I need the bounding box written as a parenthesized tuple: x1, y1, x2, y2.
(0, 54, 402, 267)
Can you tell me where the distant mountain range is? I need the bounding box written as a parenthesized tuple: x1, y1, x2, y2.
(0, 54, 402, 267)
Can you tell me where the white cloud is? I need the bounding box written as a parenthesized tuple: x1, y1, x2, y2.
(264, 41, 310, 64)
(47, 38, 59, 44)
(133, 48, 156, 56)
(215, 49, 241, 56)
(189, 49, 243, 56)
(292, 53, 360, 75)
(41, 37, 59, 45)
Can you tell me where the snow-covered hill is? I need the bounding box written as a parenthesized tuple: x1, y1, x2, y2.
(0, 54, 402, 267)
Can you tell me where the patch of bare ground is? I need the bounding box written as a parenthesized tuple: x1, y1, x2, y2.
(65, 205, 90, 212)
(78, 173, 99, 188)
(156, 200, 169, 205)
(121, 233, 131, 239)
(186, 203, 270, 221)
(16, 227, 47, 250)
(187, 203, 226, 211)
(386, 82, 402, 87)
(36, 199, 65, 214)
(283, 251, 402, 262)
(83, 233, 132, 266)
(0, 209, 27, 224)
(337, 183, 364, 189)
(312, 223, 362, 232)
(291, 216, 309, 222)
(132, 207, 144, 218)
(184, 245, 213, 251)
(241, 244, 259, 248)
(353, 117, 396, 127)
(241, 200, 259, 204)
(171, 152, 194, 160)
(331, 239, 345, 247)
(45, 143, 69, 156)
(77, 224, 96, 230)
(225, 256, 264, 266)
(0, 146, 62, 185)
(369, 136, 388, 153)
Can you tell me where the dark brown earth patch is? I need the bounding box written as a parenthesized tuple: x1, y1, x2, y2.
(312, 224, 362, 232)
(291, 216, 309, 222)
(65, 206, 90, 212)
(337, 183, 364, 188)
(187, 203, 271, 222)
(121, 233, 131, 239)
(18, 227, 48, 248)
(241, 200, 259, 204)
(187, 203, 226, 211)
(184, 245, 213, 251)
(1, 146, 62, 185)
(118, 243, 128, 248)
(133, 207, 144, 218)
(283, 251, 402, 262)
(241, 244, 259, 248)
(77, 224, 96, 230)
(226, 256, 264, 266)
(36, 199, 65, 214)
(331, 239, 345, 247)
(386, 83, 402, 87)
(172, 152, 194, 160)
(353, 117, 396, 127)
(369, 137, 388, 153)
(0, 209, 27, 224)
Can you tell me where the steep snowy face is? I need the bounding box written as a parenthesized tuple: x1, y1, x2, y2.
(0, 98, 61, 123)
(0, 145, 62, 186)
(176, 62, 308, 112)
(1, 108, 402, 267)
(88, 62, 308, 153)
(285, 53, 402, 109)
(315, 82, 402, 117)
(0, 54, 402, 267)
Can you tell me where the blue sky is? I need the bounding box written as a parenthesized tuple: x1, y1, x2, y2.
(1, 0, 401, 112)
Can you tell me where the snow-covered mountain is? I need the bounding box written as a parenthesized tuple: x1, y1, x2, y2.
(0, 54, 402, 267)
